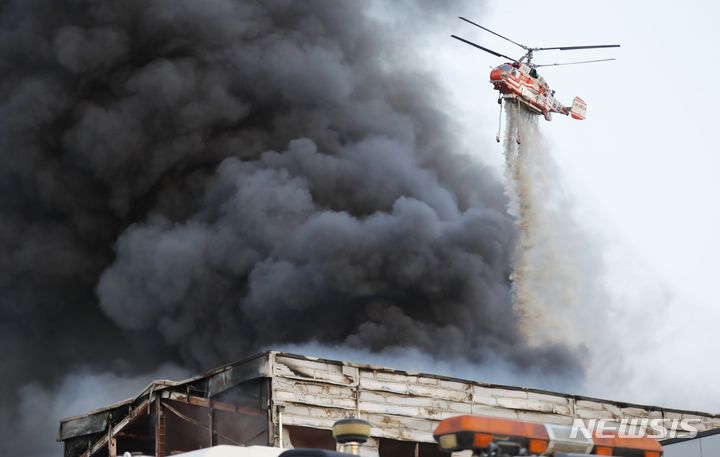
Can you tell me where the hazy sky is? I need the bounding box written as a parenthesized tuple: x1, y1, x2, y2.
(427, 0, 720, 411)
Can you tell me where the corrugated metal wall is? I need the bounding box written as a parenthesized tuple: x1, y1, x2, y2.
(268, 353, 720, 444)
(58, 351, 720, 456)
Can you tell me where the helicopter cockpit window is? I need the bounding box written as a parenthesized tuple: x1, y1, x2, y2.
(499, 64, 513, 74)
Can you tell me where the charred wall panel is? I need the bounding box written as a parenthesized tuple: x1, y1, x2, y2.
(214, 379, 270, 446)
(163, 399, 211, 453)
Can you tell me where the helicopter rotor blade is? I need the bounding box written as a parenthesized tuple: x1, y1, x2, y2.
(533, 58, 616, 68)
(451, 35, 517, 62)
(458, 17, 528, 50)
(534, 44, 620, 51)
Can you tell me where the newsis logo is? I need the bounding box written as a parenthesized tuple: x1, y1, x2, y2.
(570, 418, 700, 440)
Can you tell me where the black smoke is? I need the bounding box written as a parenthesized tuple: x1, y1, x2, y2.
(0, 1, 583, 455)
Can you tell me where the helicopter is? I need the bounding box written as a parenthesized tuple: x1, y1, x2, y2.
(452, 17, 619, 142)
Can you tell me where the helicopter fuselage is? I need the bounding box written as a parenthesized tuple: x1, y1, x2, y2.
(489, 62, 578, 121)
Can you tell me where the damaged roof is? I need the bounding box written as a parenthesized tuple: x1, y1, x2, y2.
(59, 351, 720, 446)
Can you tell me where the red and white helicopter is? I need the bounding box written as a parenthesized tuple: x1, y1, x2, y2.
(452, 17, 619, 142)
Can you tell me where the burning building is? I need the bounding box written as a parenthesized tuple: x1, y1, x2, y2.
(58, 352, 720, 457)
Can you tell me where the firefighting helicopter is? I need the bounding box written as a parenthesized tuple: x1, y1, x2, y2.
(452, 17, 619, 142)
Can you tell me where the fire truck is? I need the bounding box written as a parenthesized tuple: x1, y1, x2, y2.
(147, 415, 662, 457)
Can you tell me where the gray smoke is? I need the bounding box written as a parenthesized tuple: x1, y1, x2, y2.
(0, 1, 583, 455)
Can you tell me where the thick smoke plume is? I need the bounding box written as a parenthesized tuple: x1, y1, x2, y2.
(0, 2, 583, 455)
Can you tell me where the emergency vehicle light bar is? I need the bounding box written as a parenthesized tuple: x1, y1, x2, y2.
(433, 416, 662, 457)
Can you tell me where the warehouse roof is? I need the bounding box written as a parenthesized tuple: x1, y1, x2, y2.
(58, 351, 720, 457)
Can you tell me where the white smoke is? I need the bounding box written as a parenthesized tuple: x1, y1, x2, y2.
(503, 105, 594, 346)
(274, 342, 581, 393)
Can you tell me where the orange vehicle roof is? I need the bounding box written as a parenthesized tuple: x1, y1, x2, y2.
(593, 435, 663, 453)
(433, 415, 548, 441)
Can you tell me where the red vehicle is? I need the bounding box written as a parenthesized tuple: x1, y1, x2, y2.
(452, 17, 619, 141)
(434, 415, 664, 457)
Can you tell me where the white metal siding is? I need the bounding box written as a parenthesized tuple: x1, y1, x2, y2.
(268, 353, 720, 444)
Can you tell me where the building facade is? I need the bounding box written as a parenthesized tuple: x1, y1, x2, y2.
(58, 352, 720, 457)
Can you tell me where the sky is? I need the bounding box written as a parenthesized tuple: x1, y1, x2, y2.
(425, 0, 720, 411)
